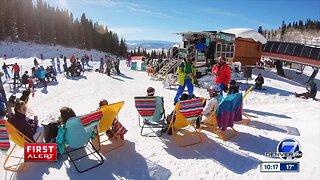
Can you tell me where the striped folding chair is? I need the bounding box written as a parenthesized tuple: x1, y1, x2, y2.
(0, 119, 10, 150)
(56, 111, 104, 173)
(134, 96, 165, 137)
(168, 98, 204, 147)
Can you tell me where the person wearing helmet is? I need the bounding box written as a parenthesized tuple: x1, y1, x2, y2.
(197, 85, 221, 127)
(295, 80, 318, 100)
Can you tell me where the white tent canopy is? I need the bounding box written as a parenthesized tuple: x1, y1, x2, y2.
(222, 28, 267, 44)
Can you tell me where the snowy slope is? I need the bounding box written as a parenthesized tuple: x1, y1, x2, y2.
(0, 41, 320, 180)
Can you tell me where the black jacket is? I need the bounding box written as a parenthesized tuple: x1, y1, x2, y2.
(255, 76, 264, 84)
(8, 112, 36, 142)
(228, 86, 239, 95)
(308, 83, 317, 99)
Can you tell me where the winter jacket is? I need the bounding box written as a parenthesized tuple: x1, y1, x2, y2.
(2, 64, 9, 70)
(255, 76, 264, 84)
(308, 83, 317, 99)
(228, 86, 239, 95)
(8, 112, 36, 142)
(11, 64, 20, 73)
(35, 68, 46, 79)
(212, 63, 231, 87)
(22, 74, 29, 84)
(177, 60, 196, 86)
(202, 96, 219, 117)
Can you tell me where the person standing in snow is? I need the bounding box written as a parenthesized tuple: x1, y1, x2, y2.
(105, 57, 112, 76)
(211, 56, 231, 95)
(114, 57, 121, 75)
(50, 58, 56, 73)
(34, 58, 39, 67)
(2, 62, 11, 79)
(127, 54, 131, 67)
(11, 63, 20, 88)
(56, 57, 61, 73)
(173, 54, 196, 104)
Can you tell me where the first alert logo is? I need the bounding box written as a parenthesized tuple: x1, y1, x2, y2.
(24, 143, 57, 162)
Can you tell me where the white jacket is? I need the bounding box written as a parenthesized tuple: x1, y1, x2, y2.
(202, 97, 219, 117)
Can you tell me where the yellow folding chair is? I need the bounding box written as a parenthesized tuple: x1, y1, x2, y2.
(3, 121, 40, 172)
(97, 101, 125, 152)
(168, 98, 204, 147)
(240, 85, 254, 125)
(200, 110, 237, 141)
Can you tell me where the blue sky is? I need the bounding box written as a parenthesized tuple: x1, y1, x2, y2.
(43, 0, 320, 42)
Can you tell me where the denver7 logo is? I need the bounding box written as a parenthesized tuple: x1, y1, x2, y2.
(277, 138, 301, 161)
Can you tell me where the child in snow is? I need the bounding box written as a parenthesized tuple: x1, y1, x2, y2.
(254, 73, 264, 90)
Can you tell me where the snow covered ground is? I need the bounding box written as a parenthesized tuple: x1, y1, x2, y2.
(0, 41, 320, 180)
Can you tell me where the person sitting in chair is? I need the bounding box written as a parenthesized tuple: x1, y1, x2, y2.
(228, 80, 239, 95)
(295, 80, 317, 100)
(254, 73, 264, 90)
(43, 107, 76, 143)
(166, 93, 193, 135)
(8, 99, 39, 142)
(197, 85, 221, 128)
(146, 87, 164, 122)
(99, 99, 127, 140)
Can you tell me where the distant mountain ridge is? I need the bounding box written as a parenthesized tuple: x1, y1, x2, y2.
(126, 40, 178, 50)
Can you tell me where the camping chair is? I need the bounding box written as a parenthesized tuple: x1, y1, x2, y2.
(134, 96, 165, 137)
(56, 112, 104, 173)
(168, 98, 204, 147)
(0, 119, 10, 150)
(97, 101, 126, 152)
(240, 85, 254, 125)
(3, 121, 41, 172)
(203, 93, 243, 141)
